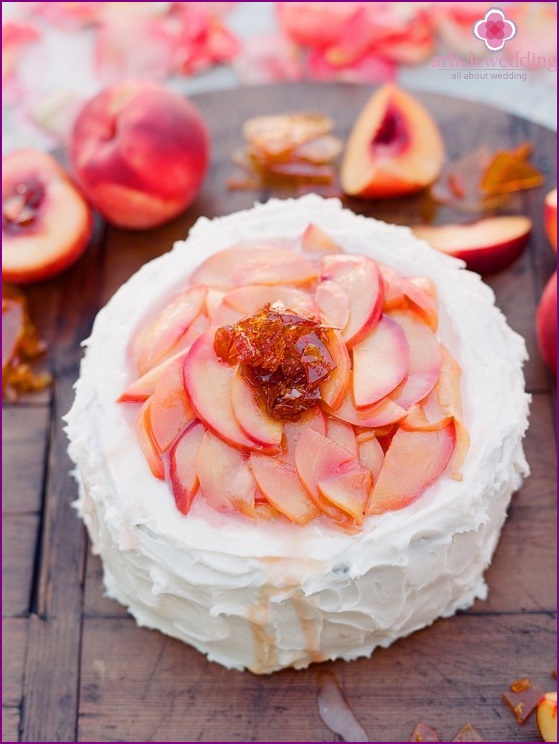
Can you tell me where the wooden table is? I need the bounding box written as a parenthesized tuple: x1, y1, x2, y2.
(3, 83, 556, 743)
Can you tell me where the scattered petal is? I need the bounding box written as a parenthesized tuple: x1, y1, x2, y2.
(317, 670, 369, 742)
(1, 20, 41, 83)
(234, 34, 302, 85)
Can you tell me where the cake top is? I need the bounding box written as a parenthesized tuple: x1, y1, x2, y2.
(117, 208, 469, 532)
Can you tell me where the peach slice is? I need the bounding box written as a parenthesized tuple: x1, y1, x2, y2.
(204, 288, 226, 320)
(536, 271, 557, 374)
(295, 427, 368, 524)
(412, 216, 532, 275)
(249, 454, 320, 525)
(326, 418, 358, 456)
(340, 84, 444, 199)
(318, 329, 351, 410)
(70, 82, 209, 229)
(135, 398, 165, 480)
(379, 262, 405, 310)
(183, 330, 257, 452)
(191, 245, 318, 289)
(352, 314, 409, 408)
(149, 354, 195, 453)
(118, 349, 187, 403)
(387, 309, 442, 410)
(132, 285, 206, 375)
(436, 346, 470, 479)
(169, 420, 205, 514)
(2, 149, 92, 284)
(231, 367, 283, 452)
(544, 188, 557, 251)
(318, 468, 371, 524)
(401, 276, 438, 330)
(537, 692, 557, 743)
(357, 433, 384, 484)
(321, 254, 384, 346)
(315, 279, 350, 330)
(401, 388, 453, 432)
(196, 430, 256, 517)
(281, 406, 326, 464)
(223, 284, 317, 319)
(301, 223, 342, 254)
(366, 422, 456, 515)
(325, 387, 407, 428)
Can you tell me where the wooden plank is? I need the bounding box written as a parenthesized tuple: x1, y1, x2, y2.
(2, 515, 40, 617)
(2, 405, 50, 514)
(83, 552, 129, 619)
(2, 618, 29, 708)
(2, 707, 21, 743)
(78, 614, 555, 743)
(20, 221, 107, 744)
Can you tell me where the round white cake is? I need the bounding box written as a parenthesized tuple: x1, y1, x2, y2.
(66, 195, 530, 674)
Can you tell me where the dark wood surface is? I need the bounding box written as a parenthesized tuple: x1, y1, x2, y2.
(2, 83, 556, 743)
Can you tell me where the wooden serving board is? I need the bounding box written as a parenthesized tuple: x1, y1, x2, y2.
(3, 83, 556, 743)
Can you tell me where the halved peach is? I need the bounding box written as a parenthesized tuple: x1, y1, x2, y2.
(412, 216, 532, 274)
(318, 329, 351, 410)
(366, 422, 456, 515)
(301, 223, 342, 254)
(231, 367, 283, 452)
(340, 85, 444, 199)
(249, 454, 320, 525)
(352, 314, 409, 408)
(196, 430, 256, 517)
(387, 309, 442, 410)
(135, 398, 165, 480)
(326, 418, 358, 456)
(149, 354, 195, 453)
(169, 420, 205, 514)
(191, 245, 318, 289)
(314, 279, 350, 330)
(132, 285, 206, 375)
(183, 330, 257, 451)
(544, 188, 557, 251)
(537, 691, 557, 743)
(295, 427, 368, 525)
(321, 254, 384, 346)
(2, 149, 92, 284)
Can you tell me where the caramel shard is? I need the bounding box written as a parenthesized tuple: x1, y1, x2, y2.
(503, 682, 545, 724)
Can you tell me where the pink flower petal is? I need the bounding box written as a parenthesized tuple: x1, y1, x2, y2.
(277, 2, 361, 49)
(95, 17, 176, 84)
(171, 6, 240, 76)
(308, 48, 395, 84)
(234, 34, 302, 85)
(2, 21, 41, 82)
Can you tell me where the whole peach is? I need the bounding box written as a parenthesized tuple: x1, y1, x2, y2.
(70, 82, 209, 229)
(536, 271, 557, 375)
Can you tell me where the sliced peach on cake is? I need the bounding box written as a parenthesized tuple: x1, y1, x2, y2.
(387, 309, 442, 410)
(301, 223, 342, 254)
(281, 407, 327, 465)
(118, 349, 188, 403)
(196, 430, 256, 517)
(325, 387, 407, 429)
(135, 398, 165, 480)
(183, 330, 257, 451)
(340, 85, 444, 199)
(357, 433, 384, 484)
(223, 284, 317, 320)
(326, 418, 358, 456)
(149, 354, 195, 453)
(249, 454, 320, 525)
(315, 279, 350, 330)
(321, 254, 384, 346)
(366, 422, 456, 515)
(231, 367, 283, 452)
(400, 276, 438, 330)
(318, 329, 351, 411)
(169, 420, 205, 514)
(295, 427, 370, 525)
(412, 216, 532, 275)
(132, 285, 207, 374)
(2, 149, 92, 284)
(191, 245, 318, 289)
(352, 314, 409, 408)
(401, 388, 453, 432)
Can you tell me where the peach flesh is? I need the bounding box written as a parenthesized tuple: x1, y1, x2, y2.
(370, 105, 409, 157)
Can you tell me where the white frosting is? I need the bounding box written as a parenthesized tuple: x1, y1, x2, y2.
(65, 195, 530, 674)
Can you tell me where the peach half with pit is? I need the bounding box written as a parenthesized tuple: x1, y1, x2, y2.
(2, 149, 92, 284)
(340, 84, 444, 199)
(70, 82, 209, 229)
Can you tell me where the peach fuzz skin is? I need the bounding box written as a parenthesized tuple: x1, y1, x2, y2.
(70, 82, 209, 229)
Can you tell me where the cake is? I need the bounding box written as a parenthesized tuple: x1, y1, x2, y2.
(65, 195, 530, 674)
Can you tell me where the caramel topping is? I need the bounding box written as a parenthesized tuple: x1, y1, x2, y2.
(214, 303, 336, 421)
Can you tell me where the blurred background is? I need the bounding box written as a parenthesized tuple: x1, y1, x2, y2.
(2, 1, 557, 155)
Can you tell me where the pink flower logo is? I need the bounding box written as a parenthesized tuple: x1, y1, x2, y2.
(473, 7, 517, 52)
